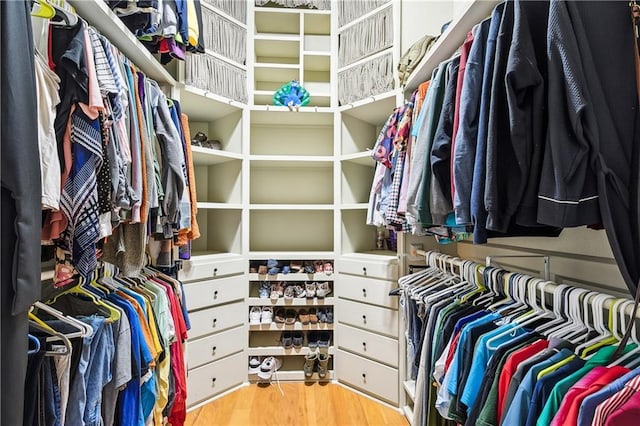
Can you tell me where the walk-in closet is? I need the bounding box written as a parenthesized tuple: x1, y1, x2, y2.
(3, 0, 640, 425)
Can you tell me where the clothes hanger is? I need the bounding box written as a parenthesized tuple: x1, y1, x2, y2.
(575, 294, 617, 357)
(609, 299, 640, 367)
(49, 1, 78, 27)
(561, 290, 596, 344)
(47, 276, 121, 322)
(534, 284, 570, 335)
(28, 321, 72, 356)
(31, 0, 56, 19)
(31, 301, 92, 338)
(27, 334, 41, 355)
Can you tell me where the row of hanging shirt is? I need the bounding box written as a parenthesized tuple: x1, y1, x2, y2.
(398, 252, 640, 426)
(106, 0, 207, 62)
(27, 263, 191, 426)
(32, 8, 201, 285)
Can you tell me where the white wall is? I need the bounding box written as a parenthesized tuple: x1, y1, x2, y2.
(400, 0, 453, 52)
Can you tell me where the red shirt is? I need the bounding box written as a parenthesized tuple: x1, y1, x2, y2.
(550, 365, 629, 426)
(497, 339, 549, 420)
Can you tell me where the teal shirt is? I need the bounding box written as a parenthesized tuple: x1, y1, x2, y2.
(535, 344, 637, 426)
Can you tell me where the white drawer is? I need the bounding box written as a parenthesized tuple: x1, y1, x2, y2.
(337, 255, 398, 280)
(304, 35, 330, 52)
(336, 274, 397, 309)
(337, 299, 398, 337)
(188, 301, 245, 339)
(336, 349, 399, 404)
(184, 275, 245, 311)
(336, 324, 398, 367)
(186, 352, 245, 407)
(180, 256, 245, 282)
(187, 326, 244, 369)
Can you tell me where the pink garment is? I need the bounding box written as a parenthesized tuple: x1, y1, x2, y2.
(594, 372, 640, 425)
(82, 25, 103, 116)
(551, 366, 629, 426)
(603, 390, 640, 426)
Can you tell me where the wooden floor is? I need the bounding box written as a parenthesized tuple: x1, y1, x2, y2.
(185, 383, 410, 426)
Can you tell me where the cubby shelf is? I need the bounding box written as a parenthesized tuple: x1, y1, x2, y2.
(248, 273, 334, 282)
(248, 252, 335, 260)
(341, 152, 375, 167)
(246, 346, 335, 356)
(191, 147, 243, 165)
(340, 203, 369, 210)
(339, 90, 399, 125)
(68, 0, 176, 86)
(247, 297, 336, 306)
(180, 85, 244, 122)
(404, 380, 416, 402)
(196, 202, 243, 210)
(248, 370, 334, 382)
(249, 323, 334, 331)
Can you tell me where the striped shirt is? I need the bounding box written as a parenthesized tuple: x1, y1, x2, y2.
(592, 373, 640, 425)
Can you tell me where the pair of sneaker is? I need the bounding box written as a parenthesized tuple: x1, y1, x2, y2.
(248, 356, 283, 379)
(249, 306, 273, 325)
(304, 352, 330, 378)
(305, 281, 331, 298)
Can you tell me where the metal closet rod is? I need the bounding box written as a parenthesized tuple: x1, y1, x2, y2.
(412, 249, 640, 319)
(414, 250, 549, 280)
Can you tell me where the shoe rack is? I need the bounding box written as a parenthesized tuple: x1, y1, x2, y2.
(246, 260, 336, 381)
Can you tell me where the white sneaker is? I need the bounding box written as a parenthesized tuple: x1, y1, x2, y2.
(261, 306, 273, 324)
(248, 356, 262, 374)
(258, 356, 283, 380)
(249, 306, 262, 325)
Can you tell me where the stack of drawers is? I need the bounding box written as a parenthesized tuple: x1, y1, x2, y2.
(335, 253, 399, 405)
(179, 254, 247, 408)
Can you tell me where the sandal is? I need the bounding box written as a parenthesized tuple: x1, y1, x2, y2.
(275, 308, 286, 323)
(323, 261, 333, 275)
(303, 261, 315, 274)
(282, 265, 291, 274)
(298, 309, 309, 325)
(308, 308, 318, 324)
(285, 309, 297, 325)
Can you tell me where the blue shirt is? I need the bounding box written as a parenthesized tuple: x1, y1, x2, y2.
(501, 348, 573, 426)
(447, 312, 501, 395)
(527, 357, 585, 426)
(577, 367, 640, 426)
(471, 2, 504, 243)
(461, 323, 527, 409)
(108, 295, 144, 426)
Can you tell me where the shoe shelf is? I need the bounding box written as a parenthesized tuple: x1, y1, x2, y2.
(246, 346, 335, 356)
(247, 297, 336, 307)
(248, 370, 334, 382)
(249, 323, 334, 331)
(248, 273, 334, 282)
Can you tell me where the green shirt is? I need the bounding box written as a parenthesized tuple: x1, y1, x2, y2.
(535, 344, 636, 426)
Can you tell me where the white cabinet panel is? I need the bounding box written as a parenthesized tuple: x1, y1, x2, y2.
(336, 323, 398, 367)
(188, 301, 245, 339)
(187, 326, 245, 369)
(184, 275, 245, 311)
(337, 299, 398, 337)
(180, 256, 245, 282)
(336, 274, 397, 308)
(336, 349, 399, 404)
(186, 353, 245, 407)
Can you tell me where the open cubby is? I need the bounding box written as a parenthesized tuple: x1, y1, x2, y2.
(250, 164, 333, 205)
(304, 13, 331, 36)
(255, 10, 300, 35)
(193, 160, 242, 204)
(189, 110, 243, 154)
(249, 210, 333, 252)
(340, 113, 379, 155)
(341, 161, 375, 205)
(341, 209, 380, 254)
(190, 208, 243, 256)
(250, 124, 333, 156)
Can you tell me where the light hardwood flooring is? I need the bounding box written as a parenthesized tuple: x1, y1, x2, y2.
(185, 383, 410, 426)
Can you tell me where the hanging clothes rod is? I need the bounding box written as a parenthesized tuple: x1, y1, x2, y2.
(412, 249, 640, 320)
(486, 255, 550, 281)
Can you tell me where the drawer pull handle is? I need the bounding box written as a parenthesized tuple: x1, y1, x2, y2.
(362, 288, 367, 296)
(362, 373, 367, 380)
(362, 342, 367, 349)
(213, 290, 219, 299)
(212, 378, 217, 386)
(362, 315, 367, 322)
(212, 346, 217, 353)
(213, 268, 218, 276)
(212, 318, 218, 327)
(362, 267, 367, 275)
